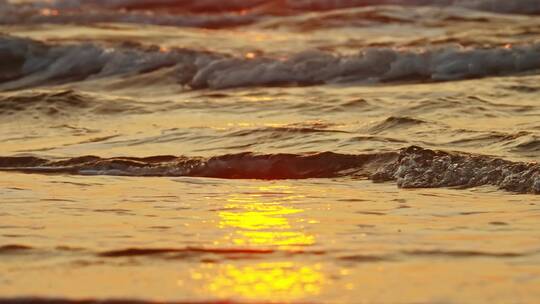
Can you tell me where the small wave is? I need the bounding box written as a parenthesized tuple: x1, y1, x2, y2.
(513, 137, 540, 153)
(0, 151, 393, 179)
(0, 89, 166, 116)
(368, 116, 426, 134)
(504, 84, 540, 93)
(0, 90, 92, 116)
(402, 249, 530, 258)
(0, 146, 538, 194)
(0, 244, 33, 253)
(98, 246, 324, 259)
(0, 90, 92, 114)
(339, 254, 393, 263)
(225, 126, 349, 138)
(339, 248, 532, 263)
(98, 247, 275, 258)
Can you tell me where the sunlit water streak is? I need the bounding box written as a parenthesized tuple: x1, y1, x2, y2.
(193, 185, 322, 301)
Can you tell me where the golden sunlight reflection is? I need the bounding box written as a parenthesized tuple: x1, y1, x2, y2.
(192, 184, 324, 301)
(217, 185, 314, 248)
(192, 262, 324, 300)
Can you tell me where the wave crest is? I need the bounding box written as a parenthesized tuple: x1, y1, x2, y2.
(2, 35, 540, 90)
(1, 146, 538, 194)
(373, 146, 540, 194)
(186, 44, 540, 89)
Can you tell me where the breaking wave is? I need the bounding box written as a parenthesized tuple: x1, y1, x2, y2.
(185, 44, 540, 89)
(1, 146, 538, 194)
(0, 35, 218, 91)
(2, 35, 540, 90)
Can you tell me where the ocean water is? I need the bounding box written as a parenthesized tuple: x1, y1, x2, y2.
(1, 0, 540, 303)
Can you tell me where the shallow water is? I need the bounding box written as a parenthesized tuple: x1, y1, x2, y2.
(2, 173, 540, 303)
(1, 0, 540, 303)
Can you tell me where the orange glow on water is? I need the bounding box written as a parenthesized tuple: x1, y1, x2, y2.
(218, 188, 314, 248)
(40, 8, 59, 16)
(192, 262, 324, 300)
(245, 52, 257, 59)
(193, 185, 321, 300)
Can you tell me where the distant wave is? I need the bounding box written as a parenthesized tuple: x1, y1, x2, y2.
(1, 146, 538, 193)
(290, 0, 540, 15)
(1, 2, 539, 36)
(0, 0, 257, 28)
(2, 35, 540, 91)
(6, 0, 540, 15)
(1, 1, 540, 33)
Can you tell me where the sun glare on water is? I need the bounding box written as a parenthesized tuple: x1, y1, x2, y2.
(189, 184, 324, 301)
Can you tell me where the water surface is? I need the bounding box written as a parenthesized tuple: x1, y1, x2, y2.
(1, 0, 540, 303)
